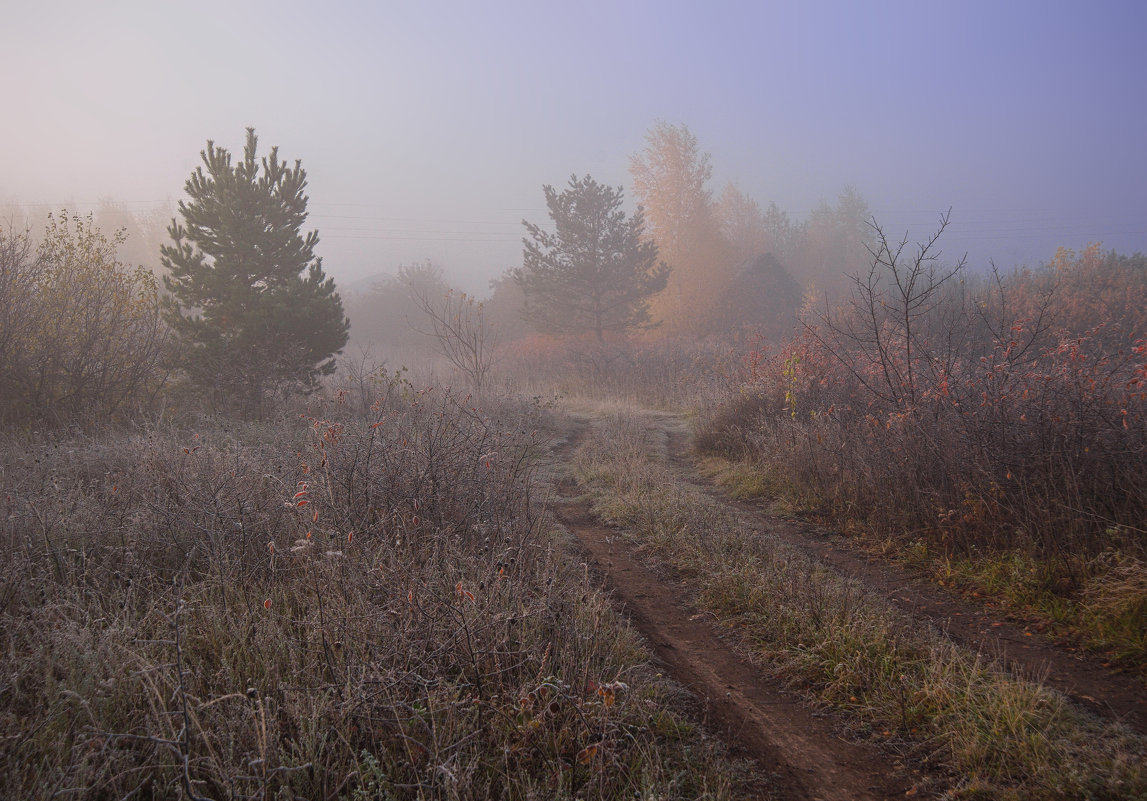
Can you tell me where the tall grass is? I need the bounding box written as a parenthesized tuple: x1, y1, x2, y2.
(0, 385, 746, 800)
(496, 334, 744, 409)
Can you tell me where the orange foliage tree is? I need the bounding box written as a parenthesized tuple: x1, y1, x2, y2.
(629, 122, 732, 335)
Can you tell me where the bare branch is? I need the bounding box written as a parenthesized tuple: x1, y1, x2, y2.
(408, 284, 499, 391)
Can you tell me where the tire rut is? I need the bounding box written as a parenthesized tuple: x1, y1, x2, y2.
(655, 419, 1147, 736)
(549, 415, 923, 801)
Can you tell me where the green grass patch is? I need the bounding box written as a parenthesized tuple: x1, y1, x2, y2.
(705, 446, 1147, 676)
(927, 549, 1147, 674)
(696, 456, 777, 500)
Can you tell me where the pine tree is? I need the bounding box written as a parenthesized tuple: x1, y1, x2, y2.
(515, 175, 668, 342)
(162, 129, 349, 415)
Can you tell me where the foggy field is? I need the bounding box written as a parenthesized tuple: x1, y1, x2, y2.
(3, 184, 1145, 797)
(3, 3, 1147, 798)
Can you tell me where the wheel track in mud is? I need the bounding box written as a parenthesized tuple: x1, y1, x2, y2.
(653, 417, 1147, 736)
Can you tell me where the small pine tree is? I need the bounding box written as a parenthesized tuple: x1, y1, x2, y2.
(162, 128, 349, 415)
(515, 174, 668, 342)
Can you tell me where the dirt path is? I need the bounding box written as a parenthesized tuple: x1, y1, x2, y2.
(547, 407, 1147, 800)
(549, 414, 923, 801)
(553, 479, 919, 801)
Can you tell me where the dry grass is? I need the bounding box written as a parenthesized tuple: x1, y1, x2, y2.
(495, 335, 742, 410)
(0, 386, 753, 800)
(571, 408, 1147, 801)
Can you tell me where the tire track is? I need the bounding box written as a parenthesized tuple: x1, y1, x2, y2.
(549, 415, 921, 801)
(656, 422, 1147, 735)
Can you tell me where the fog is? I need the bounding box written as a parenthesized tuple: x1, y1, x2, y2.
(3, 0, 1144, 296)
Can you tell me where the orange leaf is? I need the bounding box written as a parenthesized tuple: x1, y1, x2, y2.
(576, 744, 599, 764)
(263, 598, 272, 609)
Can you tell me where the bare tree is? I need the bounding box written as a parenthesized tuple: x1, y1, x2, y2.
(409, 284, 499, 391)
(0, 226, 38, 399)
(808, 210, 968, 409)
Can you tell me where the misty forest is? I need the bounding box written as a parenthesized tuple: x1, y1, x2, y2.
(1, 121, 1145, 801)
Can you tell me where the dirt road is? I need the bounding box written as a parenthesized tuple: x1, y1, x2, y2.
(554, 480, 918, 800)
(547, 409, 1147, 800)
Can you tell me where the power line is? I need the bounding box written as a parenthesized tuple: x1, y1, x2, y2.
(322, 233, 522, 243)
(5, 199, 1142, 250)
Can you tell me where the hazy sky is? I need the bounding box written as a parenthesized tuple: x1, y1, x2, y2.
(3, 0, 1145, 294)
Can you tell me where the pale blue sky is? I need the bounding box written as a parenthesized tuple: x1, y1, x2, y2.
(3, 0, 1144, 293)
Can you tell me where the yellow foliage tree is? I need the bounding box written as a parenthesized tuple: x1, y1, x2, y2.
(0, 212, 168, 426)
(629, 122, 733, 335)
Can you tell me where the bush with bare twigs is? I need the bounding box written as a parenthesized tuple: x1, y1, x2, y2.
(697, 218, 1147, 666)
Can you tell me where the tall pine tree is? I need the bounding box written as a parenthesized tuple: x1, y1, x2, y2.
(162, 129, 349, 415)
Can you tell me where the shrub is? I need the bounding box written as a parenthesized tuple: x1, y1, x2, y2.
(0, 212, 168, 428)
(701, 225, 1147, 569)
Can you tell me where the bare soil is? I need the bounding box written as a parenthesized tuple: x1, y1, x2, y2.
(547, 409, 1147, 800)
